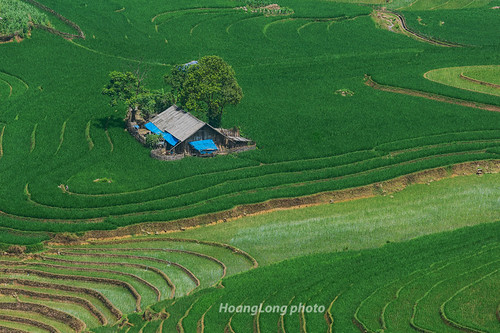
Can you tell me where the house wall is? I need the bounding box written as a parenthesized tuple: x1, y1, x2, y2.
(172, 125, 225, 154)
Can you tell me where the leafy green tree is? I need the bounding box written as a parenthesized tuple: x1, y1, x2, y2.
(164, 63, 194, 103)
(102, 71, 144, 121)
(129, 92, 156, 118)
(151, 89, 175, 114)
(178, 56, 243, 127)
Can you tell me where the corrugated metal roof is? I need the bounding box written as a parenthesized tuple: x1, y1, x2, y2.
(151, 105, 206, 142)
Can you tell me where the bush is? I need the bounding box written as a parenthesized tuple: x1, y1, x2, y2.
(146, 134, 161, 148)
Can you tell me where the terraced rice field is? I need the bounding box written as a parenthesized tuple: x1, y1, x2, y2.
(0, 0, 498, 331)
(0, 173, 498, 332)
(1, 223, 497, 332)
(0, 0, 498, 235)
(0, 237, 256, 332)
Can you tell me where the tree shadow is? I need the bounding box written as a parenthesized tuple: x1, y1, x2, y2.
(94, 115, 124, 130)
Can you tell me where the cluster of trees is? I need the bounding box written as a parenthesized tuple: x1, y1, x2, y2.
(0, 0, 49, 37)
(103, 55, 243, 127)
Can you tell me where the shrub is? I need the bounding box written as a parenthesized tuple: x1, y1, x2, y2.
(146, 134, 162, 148)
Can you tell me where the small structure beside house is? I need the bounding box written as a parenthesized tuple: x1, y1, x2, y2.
(128, 105, 254, 160)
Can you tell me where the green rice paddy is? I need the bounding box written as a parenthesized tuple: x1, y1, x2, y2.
(0, 0, 498, 331)
(425, 65, 500, 97)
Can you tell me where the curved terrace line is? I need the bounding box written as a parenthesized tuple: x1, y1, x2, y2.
(25, 147, 500, 218)
(440, 269, 498, 333)
(30, 124, 37, 153)
(41, 255, 175, 299)
(196, 300, 220, 333)
(0, 78, 13, 98)
(67, 40, 169, 67)
(63, 149, 376, 197)
(54, 251, 200, 296)
(381, 244, 500, 331)
(297, 21, 317, 35)
(62, 247, 227, 282)
(365, 75, 500, 112)
(190, 12, 234, 35)
(0, 125, 5, 160)
(0, 267, 141, 312)
(0, 325, 28, 333)
(424, 69, 500, 97)
(226, 15, 262, 33)
(0, 301, 84, 332)
(0, 71, 29, 90)
(62, 129, 500, 198)
(325, 290, 345, 333)
(8, 156, 500, 226)
(76, 237, 259, 269)
(0, 314, 58, 333)
(0, 277, 121, 319)
(410, 259, 500, 332)
(54, 120, 67, 155)
(381, 10, 462, 47)
(263, 18, 295, 38)
(0, 286, 107, 325)
(460, 73, 500, 89)
(151, 7, 235, 22)
(34, 140, 500, 211)
(277, 296, 296, 333)
(176, 298, 199, 333)
(0, 260, 161, 302)
(21, 0, 85, 39)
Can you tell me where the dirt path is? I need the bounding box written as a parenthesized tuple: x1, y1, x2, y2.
(375, 10, 461, 47)
(365, 75, 500, 112)
(459, 73, 500, 89)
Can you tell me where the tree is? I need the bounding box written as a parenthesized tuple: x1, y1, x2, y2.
(178, 56, 243, 127)
(102, 70, 147, 121)
(164, 63, 195, 103)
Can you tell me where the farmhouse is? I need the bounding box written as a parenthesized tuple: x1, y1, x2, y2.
(134, 105, 254, 158)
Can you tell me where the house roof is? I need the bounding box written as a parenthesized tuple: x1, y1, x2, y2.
(150, 105, 207, 142)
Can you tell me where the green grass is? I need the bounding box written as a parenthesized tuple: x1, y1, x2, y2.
(462, 65, 500, 85)
(0, 294, 100, 328)
(0, 0, 49, 37)
(443, 269, 500, 332)
(0, 309, 73, 332)
(143, 221, 500, 332)
(163, 173, 500, 265)
(0, 284, 117, 325)
(0, 1, 498, 329)
(0, 320, 49, 333)
(43, 252, 198, 297)
(0, 227, 49, 245)
(0, 0, 498, 234)
(0, 173, 496, 332)
(425, 65, 500, 97)
(0, 272, 137, 314)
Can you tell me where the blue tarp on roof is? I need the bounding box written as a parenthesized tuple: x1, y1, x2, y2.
(145, 122, 179, 146)
(162, 132, 179, 146)
(189, 139, 218, 154)
(145, 122, 162, 135)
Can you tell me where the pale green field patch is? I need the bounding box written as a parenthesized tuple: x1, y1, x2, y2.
(425, 65, 500, 96)
(169, 173, 500, 265)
